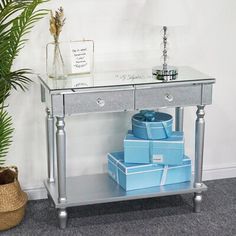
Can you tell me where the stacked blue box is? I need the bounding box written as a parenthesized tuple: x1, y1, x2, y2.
(107, 110, 191, 191)
(124, 130, 184, 165)
(108, 152, 191, 191)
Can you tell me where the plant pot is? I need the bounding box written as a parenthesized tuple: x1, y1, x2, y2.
(0, 166, 28, 231)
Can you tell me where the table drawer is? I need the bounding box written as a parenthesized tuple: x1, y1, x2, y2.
(135, 84, 202, 109)
(64, 88, 134, 114)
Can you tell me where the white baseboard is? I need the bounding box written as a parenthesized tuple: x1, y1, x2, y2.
(202, 165, 236, 181)
(24, 167, 236, 201)
(25, 187, 47, 200)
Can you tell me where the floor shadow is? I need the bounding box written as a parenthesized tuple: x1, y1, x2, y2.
(65, 195, 194, 227)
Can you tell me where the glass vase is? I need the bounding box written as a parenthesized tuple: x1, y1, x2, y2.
(47, 42, 66, 80)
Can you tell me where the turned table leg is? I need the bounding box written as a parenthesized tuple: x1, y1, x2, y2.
(46, 108, 56, 207)
(56, 116, 68, 228)
(194, 105, 205, 213)
(46, 108, 55, 183)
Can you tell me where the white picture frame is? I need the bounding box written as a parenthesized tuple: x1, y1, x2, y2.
(69, 40, 94, 75)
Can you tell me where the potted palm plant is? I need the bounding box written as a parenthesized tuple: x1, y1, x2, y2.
(0, 0, 48, 231)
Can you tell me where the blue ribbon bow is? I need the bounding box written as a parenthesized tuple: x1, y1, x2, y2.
(135, 110, 158, 122)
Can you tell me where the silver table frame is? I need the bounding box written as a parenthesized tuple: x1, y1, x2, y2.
(40, 72, 215, 229)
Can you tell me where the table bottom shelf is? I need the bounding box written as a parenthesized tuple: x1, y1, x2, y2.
(44, 173, 207, 208)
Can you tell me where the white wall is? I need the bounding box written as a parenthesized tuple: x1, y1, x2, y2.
(5, 0, 236, 199)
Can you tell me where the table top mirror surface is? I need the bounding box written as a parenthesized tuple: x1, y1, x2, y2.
(39, 66, 215, 92)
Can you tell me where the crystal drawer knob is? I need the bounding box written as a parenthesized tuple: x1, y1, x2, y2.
(96, 98, 105, 107)
(165, 93, 174, 102)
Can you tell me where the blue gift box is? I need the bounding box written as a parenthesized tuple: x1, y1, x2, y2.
(124, 131, 184, 165)
(132, 111, 173, 140)
(108, 152, 191, 191)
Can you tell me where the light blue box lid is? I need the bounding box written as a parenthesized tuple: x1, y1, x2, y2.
(125, 131, 184, 149)
(108, 152, 191, 174)
(124, 131, 149, 148)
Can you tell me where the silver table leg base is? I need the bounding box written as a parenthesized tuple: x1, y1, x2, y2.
(58, 208, 68, 229)
(193, 192, 202, 213)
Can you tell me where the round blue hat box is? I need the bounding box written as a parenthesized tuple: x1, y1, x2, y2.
(132, 111, 173, 140)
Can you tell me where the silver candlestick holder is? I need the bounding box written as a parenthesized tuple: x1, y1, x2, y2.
(152, 26, 178, 82)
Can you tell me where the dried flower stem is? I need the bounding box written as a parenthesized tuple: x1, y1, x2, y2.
(49, 6, 66, 79)
(49, 7, 65, 43)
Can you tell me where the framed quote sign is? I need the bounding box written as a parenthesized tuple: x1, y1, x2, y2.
(69, 40, 94, 75)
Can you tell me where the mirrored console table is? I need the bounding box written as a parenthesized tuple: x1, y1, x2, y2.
(39, 66, 215, 229)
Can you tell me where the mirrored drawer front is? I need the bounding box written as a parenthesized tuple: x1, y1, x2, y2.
(135, 85, 202, 109)
(64, 89, 134, 114)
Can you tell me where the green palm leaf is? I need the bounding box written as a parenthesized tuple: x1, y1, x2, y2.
(0, 0, 49, 165)
(0, 0, 48, 89)
(0, 110, 14, 165)
(0, 77, 10, 105)
(0, 1, 30, 23)
(4, 0, 49, 72)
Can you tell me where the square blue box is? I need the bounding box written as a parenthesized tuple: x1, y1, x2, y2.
(108, 152, 191, 191)
(124, 131, 184, 165)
